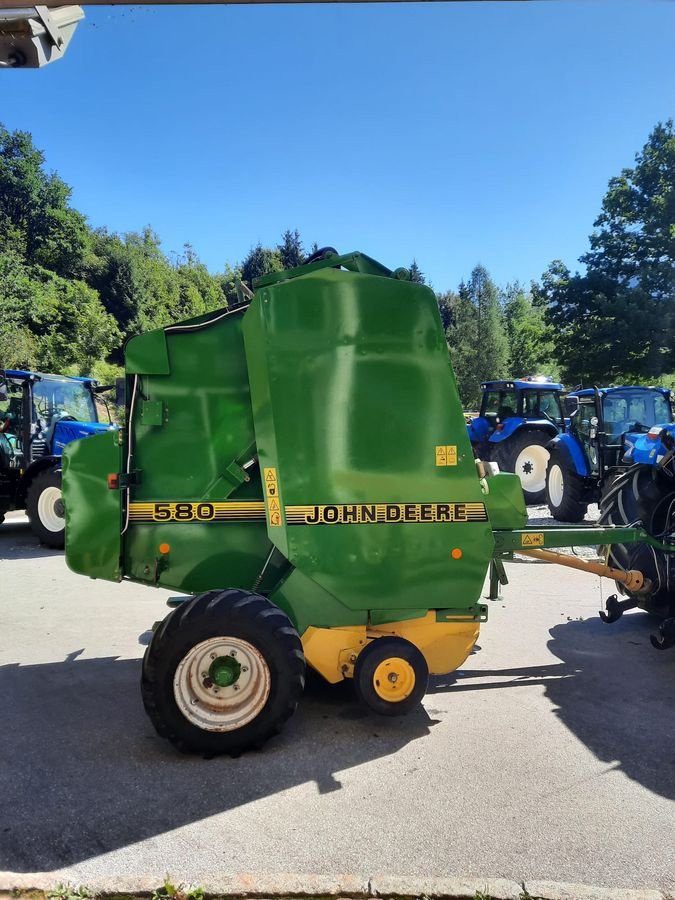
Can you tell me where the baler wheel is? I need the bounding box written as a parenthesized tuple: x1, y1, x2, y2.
(141, 589, 305, 755)
(354, 637, 428, 716)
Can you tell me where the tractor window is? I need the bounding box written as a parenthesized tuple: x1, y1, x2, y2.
(33, 378, 97, 423)
(521, 390, 564, 426)
(576, 402, 595, 435)
(602, 389, 672, 435)
(482, 390, 517, 421)
(0, 381, 24, 437)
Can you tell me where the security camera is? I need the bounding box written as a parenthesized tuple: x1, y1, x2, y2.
(0, 5, 84, 67)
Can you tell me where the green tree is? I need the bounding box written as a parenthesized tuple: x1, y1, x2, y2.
(502, 282, 556, 378)
(542, 121, 675, 383)
(409, 259, 425, 284)
(277, 229, 304, 270)
(241, 243, 283, 286)
(447, 265, 508, 406)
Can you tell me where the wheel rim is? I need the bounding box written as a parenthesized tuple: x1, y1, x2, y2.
(372, 657, 416, 702)
(515, 445, 549, 493)
(37, 486, 65, 533)
(174, 637, 271, 732)
(548, 463, 565, 507)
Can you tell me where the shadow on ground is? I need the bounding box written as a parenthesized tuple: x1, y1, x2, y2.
(0, 654, 434, 871)
(430, 611, 675, 801)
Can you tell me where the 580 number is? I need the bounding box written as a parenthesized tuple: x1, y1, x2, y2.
(152, 502, 215, 522)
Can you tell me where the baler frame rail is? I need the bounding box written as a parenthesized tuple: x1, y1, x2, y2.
(488, 524, 675, 601)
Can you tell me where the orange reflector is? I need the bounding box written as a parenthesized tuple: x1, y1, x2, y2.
(451, 548, 463, 560)
(107, 473, 119, 489)
(159, 543, 171, 555)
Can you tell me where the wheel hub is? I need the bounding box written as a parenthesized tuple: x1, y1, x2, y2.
(174, 637, 271, 732)
(372, 657, 416, 702)
(208, 654, 241, 687)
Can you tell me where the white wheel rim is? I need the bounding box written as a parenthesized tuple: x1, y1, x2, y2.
(548, 463, 565, 507)
(514, 445, 549, 493)
(174, 636, 271, 732)
(37, 486, 65, 533)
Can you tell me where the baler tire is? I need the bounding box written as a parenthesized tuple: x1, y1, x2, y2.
(26, 468, 65, 548)
(141, 589, 305, 756)
(354, 637, 428, 716)
(545, 450, 588, 523)
(494, 429, 551, 505)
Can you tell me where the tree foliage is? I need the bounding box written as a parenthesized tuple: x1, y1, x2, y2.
(2, 119, 674, 404)
(539, 121, 675, 385)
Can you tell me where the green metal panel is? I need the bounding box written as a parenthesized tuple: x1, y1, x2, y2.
(481, 472, 527, 530)
(122, 308, 274, 593)
(243, 265, 495, 616)
(63, 430, 122, 581)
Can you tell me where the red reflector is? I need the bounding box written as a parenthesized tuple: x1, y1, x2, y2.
(496, 424, 504, 431)
(107, 473, 119, 489)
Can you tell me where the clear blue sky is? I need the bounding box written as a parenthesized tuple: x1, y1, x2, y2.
(2, 0, 675, 291)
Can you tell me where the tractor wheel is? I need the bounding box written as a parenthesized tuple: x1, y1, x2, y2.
(354, 637, 428, 716)
(141, 589, 305, 755)
(26, 468, 65, 548)
(494, 429, 551, 504)
(598, 465, 675, 617)
(545, 448, 588, 523)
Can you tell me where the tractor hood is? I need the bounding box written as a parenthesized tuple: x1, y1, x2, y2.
(53, 420, 116, 454)
(624, 423, 675, 465)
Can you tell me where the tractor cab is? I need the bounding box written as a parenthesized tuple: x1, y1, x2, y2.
(467, 377, 565, 504)
(567, 386, 673, 476)
(0, 369, 114, 546)
(546, 385, 673, 522)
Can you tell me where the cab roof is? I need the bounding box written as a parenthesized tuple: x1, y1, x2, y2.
(1, 369, 96, 384)
(481, 379, 564, 392)
(569, 386, 672, 398)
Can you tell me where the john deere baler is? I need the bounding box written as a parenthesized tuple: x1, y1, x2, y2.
(63, 251, 675, 755)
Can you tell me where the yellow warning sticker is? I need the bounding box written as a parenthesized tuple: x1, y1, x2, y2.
(521, 532, 545, 547)
(263, 467, 282, 525)
(436, 445, 458, 466)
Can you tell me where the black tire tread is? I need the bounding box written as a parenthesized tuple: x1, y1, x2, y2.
(25, 467, 65, 548)
(545, 449, 588, 523)
(598, 466, 675, 614)
(141, 589, 305, 755)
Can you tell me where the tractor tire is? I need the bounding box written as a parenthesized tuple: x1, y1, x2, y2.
(545, 448, 588, 523)
(26, 468, 65, 548)
(494, 429, 551, 504)
(354, 637, 428, 716)
(141, 589, 305, 755)
(598, 466, 675, 617)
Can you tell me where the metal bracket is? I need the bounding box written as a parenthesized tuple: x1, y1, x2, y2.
(34, 6, 64, 48)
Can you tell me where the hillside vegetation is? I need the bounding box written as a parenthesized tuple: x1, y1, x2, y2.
(1, 121, 673, 407)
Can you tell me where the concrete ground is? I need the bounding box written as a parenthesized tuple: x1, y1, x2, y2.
(1, 511, 674, 892)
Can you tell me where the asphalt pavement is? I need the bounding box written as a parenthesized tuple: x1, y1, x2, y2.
(1, 511, 674, 892)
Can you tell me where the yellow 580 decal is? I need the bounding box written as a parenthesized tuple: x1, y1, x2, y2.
(128, 501, 265, 523)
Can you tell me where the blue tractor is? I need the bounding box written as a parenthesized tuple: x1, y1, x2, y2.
(0, 369, 116, 547)
(467, 377, 566, 504)
(545, 385, 674, 522)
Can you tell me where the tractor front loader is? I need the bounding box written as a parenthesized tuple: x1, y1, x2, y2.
(62, 251, 675, 755)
